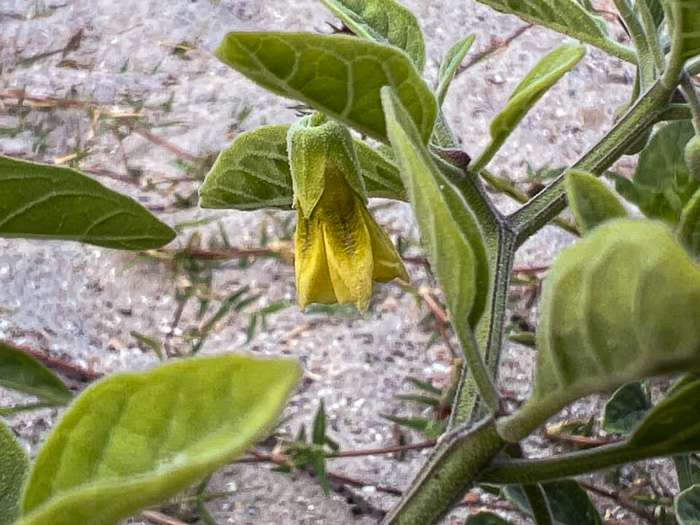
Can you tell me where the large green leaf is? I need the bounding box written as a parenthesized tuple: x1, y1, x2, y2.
(214, 33, 437, 143)
(680, 187, 700, 256)
(677, 485, 700, 524)
(671, 0, 700, 61)
(0, 342, 72, 406)
(381, 87, 489, 330)
(475, 0, 634, 62)
(0, 421, 28, 525)
(19, 354, 300, 525)
(505, 481, 602, 525)
(436, 35, 475, 105)
(321, 0, 426, 72)
(500, 219, 700, 440)
(198, 125, 406, 210)
(487, 45, 584, 160)
(565, 170, 627, 234)
(602, 382, 652, 435)
(0, 155, 175, 250)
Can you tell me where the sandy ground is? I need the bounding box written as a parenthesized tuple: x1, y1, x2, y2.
(0, 0, 668, 523)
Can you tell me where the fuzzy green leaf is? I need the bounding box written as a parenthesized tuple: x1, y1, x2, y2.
(198, 125, 406, 210)
(0, 342, 72, 406)
(214, 33, 437, 143)
(0, 421, 28, 525)
(501, 220, 700, 441)
(475, 0, 634, 62)
(19, 355, 300, 525)
(677, 485, 700, 524)
(602, 382, 652, 435)
(565, 170, 627, 234)
(680, 188, 700, 256)
(436, 35, 475, 104)
(0, 155, 175, 250)
(382, 87, 489, 331)
(321, 0, 426, 71)
(488, 45, 584, 157)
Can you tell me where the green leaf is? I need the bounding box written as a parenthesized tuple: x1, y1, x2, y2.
(505, 481, 601, 525)
(501, 219, 700, 441)
(680, 188, 700, 256)
(380, 413, 446, 439)
(198, 124, 406, 210)
(636, 121, 696, 192)
(394, 394, 441, 408)
(436, 35, 475, 104)
(321, 0, 426, 71)
(671, 0, 700, 61)
(0, 155, 175, 250)
(565, 170, 627, 234)
(312, 399, 326, 446)
(475, 0, 634, 62)
(465, 511, 513, 524)
(19, 354, 300, 525)
(0, 421, 28, 525)
(677, 485, 700, 525)
(381, 87, 489, 330)
(0, 342, 72, 405)
(602, 382, 652, 435)
(214, 33, 437, 143)
(487, 44, 584, 159)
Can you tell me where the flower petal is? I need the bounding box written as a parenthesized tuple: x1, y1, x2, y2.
(295, 209, 337, 309)
(318, 170, 374, 310)
(361, 206, 409, 283)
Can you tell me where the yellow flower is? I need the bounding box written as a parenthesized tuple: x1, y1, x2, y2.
(295, 167, 408, 311)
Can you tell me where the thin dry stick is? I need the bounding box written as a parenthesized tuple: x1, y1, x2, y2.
(130, 125, 199, 162)
(544, 431, 622, 446)
(455, 24, 534, 77)
(11, 342, 102, 383)
(418, 287, 459, 360)
(578, 480, 657, 523)
(138, 510, 190, 525)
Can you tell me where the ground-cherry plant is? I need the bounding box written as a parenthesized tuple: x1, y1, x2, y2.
(1, 0, 700, 524)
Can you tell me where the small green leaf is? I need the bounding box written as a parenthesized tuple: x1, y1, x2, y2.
(321, 0, 426, 71)
(501, 219, 700, 441)
(214, 33, 437, 142)
(0, 155, 175, 250)
(504, 481, 601, 525)
(635, 121, 696, 193)
(0, 421, 28, 525)
(602, 382, 652, 435)
(475, 0, 634, 62)
(465, 512, 513, 524)
(19, 354, 300, 525)
(394, 394, 440, 408)
(680, 188, 700, 256)
(381, 87, 489, 330)
(312, 399, 326, 446)
(380, 413, 446, 439)
(405, 377, 442, 396)
(677, 485, 700, 525)
(565, 170, 627, 234)
(436, 35, 475, 104)
(198, 124, 406, 210)
(0, 342, 72, 405)
(487, 45, 584, 160)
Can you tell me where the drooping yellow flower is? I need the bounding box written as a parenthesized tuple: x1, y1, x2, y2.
(295, 167, 408, 311)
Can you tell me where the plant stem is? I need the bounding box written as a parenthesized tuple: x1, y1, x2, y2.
(510, 78, 674, 245)
(634, 0, 665, 71)
(381, 419, 505, 524)
(613, 0, 655, 89)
